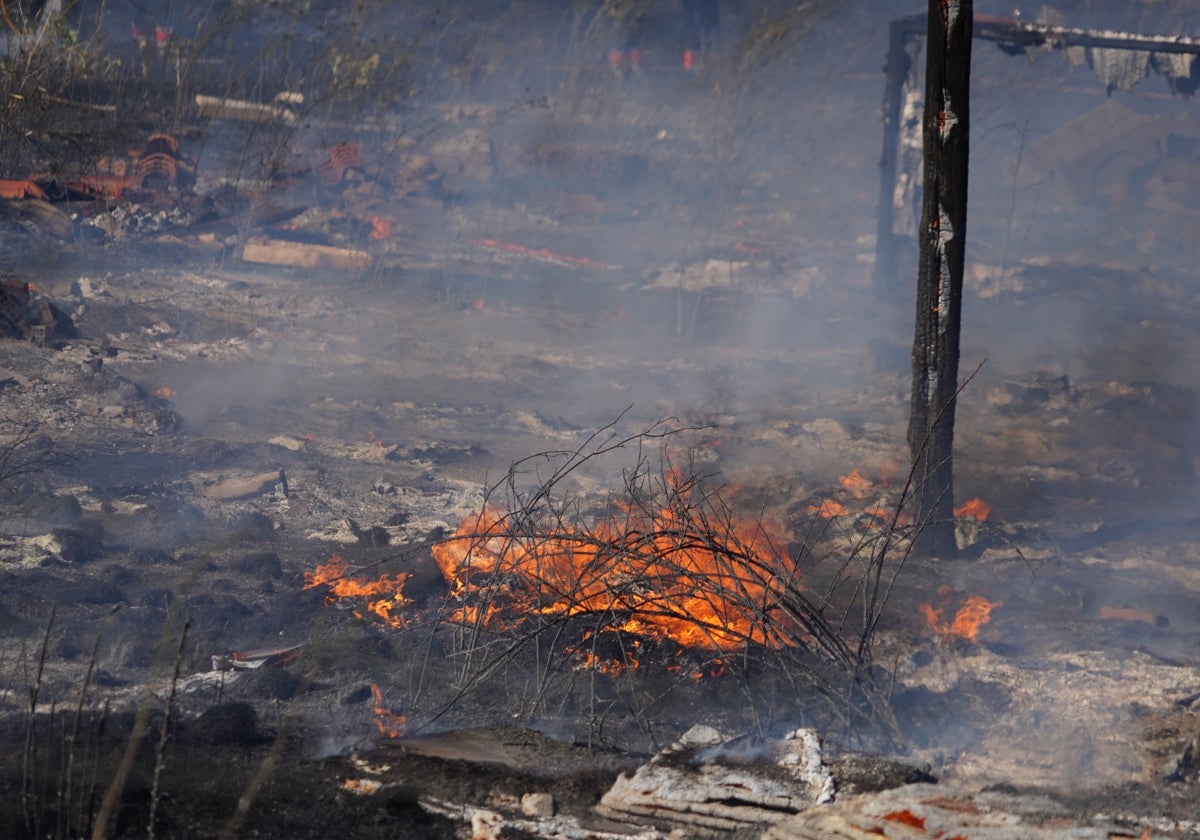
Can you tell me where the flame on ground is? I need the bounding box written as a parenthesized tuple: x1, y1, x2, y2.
(807, 499, 848, 519)
(953, 497, 990, 522)
(427, 494, 799, 653)
(839, 468, 872, 499)
(370, 683, 406, 738)
(920, 589, 1004, 641)
(302, 554, 412, 628)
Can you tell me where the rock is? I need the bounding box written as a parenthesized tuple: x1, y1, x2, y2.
(204, 470, 283, 501)
(519, 792, 554, 818)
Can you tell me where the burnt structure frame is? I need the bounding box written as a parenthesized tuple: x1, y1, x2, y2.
(873, 12, 1200, 292)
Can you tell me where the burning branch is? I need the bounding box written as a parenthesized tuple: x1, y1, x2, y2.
(304, 412, 917, 744)
(418, 414, 897, 740)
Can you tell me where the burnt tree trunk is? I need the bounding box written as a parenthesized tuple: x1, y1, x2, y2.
(908, 0, 972, 556)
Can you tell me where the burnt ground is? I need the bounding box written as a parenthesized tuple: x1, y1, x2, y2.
(5, 0, 1200, 837)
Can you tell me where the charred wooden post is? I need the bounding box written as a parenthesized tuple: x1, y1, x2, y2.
(874, 15, 923, 292)
(908, 0, 972, 556)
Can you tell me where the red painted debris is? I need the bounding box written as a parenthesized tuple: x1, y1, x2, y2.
(317, 142, 364, 186)
(0, 179, 49, 200)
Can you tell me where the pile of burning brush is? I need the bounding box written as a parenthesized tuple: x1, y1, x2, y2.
(302, 418, 931, 743)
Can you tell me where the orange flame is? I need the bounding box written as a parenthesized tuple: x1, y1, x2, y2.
(369, 216, 392, 240)
(154, 386, 177, 398)
(429, 490, 798, 653)
(578, 650, 639, 678)
(921, 590, 1003, 641)
(807, 500, 848, 519)
(953, 497, 990, 522)
(370, 683, 406, 738)
(839, 468, 872, 499)
(303, 555, 412, 629)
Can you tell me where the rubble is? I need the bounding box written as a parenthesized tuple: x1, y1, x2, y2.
(764, 782, 1177, 840)
(0, 279, 76, 343)
(595, 726, 835, 834)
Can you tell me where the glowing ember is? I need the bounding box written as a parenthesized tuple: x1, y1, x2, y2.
(370, 683, 406, 738)
(368, 216, 392, 240)
(303, 555, 411, 628)
(838, 468, 873, 499)
(807, 500, 848, 519)
(154, 386, 177, 398)
(953, 497, 990, 522)
(920, 589, 1003, 641)
(577, 650, 639, 678)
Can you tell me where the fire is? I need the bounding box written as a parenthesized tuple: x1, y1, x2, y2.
(305, 470, 804, 673)
(807, 500, 848, 519)
(429, 488, 798, 653)
(953, 497, 990, 522)
(368, 216, 392, 240)
(839, 468, 872, 499)
(577, 650, 639, 678)
(154, 386, 177, 398)
(921, 588, 1003, 641)
(370, 683, 406, 738)
(303, 554, 412, 628)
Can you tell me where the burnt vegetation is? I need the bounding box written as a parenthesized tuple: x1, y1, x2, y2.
(3, 0, 1200, 837)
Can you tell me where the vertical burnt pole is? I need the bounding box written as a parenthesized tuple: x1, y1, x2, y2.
(908, 0, 972, 556)
(874, 17, 912, 291)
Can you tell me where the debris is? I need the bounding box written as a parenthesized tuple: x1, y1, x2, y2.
(316, 142, 365, 187)
(65, 133, 195, 198)
(194, 93, 297, 124)
(241, 237, 373, 271)
(0, 279, 77, 342)
(763, 782, 1160, 840)
(0, 179, 49, 200)
(520, 793, 554, 818)
(0, 197, 74, 240)
(420, 796, 660, 840)
(211, 644, 305, 672)
(341, 778, 383, 795)
(203, 469, 285, 501)
(595, 726, 834, 833)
